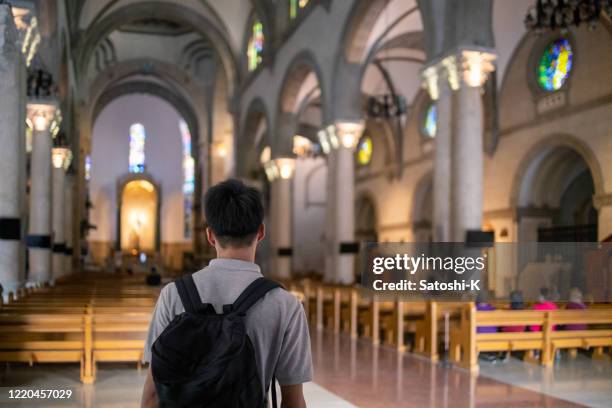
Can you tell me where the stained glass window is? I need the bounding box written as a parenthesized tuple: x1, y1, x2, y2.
(129, 123, 146, 173)
(85, 155, 92, 181)
(423, 104, 437, 138)
(247, 20, 264, 72)
(290, 0, 309, 19)
(357, 135, 373, 166)
(538, 38, 573, 92)
(179, 120, 195, 239)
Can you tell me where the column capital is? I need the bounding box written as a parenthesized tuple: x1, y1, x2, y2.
(272, 157, 296, 180)
(51, 147, 71, 170)
(422, 49, 496, 97)
(455, 50, 496, 88)
(27, 100, 58, 131)
(333, 120, 365, 151)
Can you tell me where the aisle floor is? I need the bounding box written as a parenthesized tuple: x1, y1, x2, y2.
(2, 329, 609, 407)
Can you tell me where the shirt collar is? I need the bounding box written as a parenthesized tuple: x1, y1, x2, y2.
(209, 258, 261, 274)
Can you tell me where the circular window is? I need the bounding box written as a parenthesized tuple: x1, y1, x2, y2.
(537, 38, 573, 92)
(357, 135, 373, 166)
(423, 103, 437, 138)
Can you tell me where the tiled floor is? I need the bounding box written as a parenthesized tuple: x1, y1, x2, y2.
(480, 353, 612, 408)
(310, 329, 590, 407)
(0, 363, 355, 407)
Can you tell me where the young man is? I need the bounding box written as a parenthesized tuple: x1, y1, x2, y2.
(141, 179, 312, 407)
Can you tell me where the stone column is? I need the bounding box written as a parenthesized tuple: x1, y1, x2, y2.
(331, 122, 364, 284)
(450, 51, 495, 242)
(26, 102, 57, 284)
(323, 145, 337, 283)
(64, 171, 75, 275)
(269, 158, 295, 279)
(51, 147, 70, 279)
(0, 5, 25, 299)
(423, 63, 452, 242)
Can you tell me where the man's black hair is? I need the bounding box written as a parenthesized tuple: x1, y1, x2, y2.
(204, 179, 264, 248)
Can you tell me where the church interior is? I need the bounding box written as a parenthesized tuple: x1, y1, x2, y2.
(0, 0, 611, 406)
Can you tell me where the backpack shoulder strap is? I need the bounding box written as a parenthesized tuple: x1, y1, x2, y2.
(174, 274, 201, 314)
(232, 277, 281, 315)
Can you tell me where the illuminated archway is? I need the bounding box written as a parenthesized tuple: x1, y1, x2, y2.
(117, 175, 161, 254)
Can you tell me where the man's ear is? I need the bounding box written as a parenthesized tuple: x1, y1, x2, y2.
(256, 223, 265, 242)
(206, 227, 217, 247)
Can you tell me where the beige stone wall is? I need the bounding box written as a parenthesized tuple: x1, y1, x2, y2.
(161, 242, 193, 271)
(89, 241, 114, 265)
(355, 24, 612, 243)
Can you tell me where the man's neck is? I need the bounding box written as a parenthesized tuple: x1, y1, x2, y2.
(215, 247, 256, 264)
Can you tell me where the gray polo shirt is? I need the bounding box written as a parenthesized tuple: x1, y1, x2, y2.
(143, 258, 313, 394)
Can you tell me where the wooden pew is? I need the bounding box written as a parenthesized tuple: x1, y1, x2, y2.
(450, 304, 612, 373)
(90, 310, 151, 376)
(380, 300, 428, 351)
(414, 301, 464, 360)
(0, 313, 92, 383)
(0, 272, 158, 383)
(357, 295, 391, 345)
(548, 310, 612, 361)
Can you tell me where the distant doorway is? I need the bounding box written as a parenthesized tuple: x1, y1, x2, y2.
(516, 145, 597, 242)
(117, 175, 161, 254)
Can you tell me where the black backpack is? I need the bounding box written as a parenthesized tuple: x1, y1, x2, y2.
(151, 274, 281, 408)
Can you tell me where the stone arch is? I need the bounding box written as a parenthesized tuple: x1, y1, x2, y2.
(341, 0, 390, 64)
(85, 58, 207, 141)
(238, 97, 271, 177)
(510, 134, 604, 211)
(274, 50, 327, 155)
(277, 50, 326, 116)
(92, 81, 199, 145)
(511, 134, 605, 242)
(76, 1, 238, 94)
(355, 191, 378, 243)
(411, 171, 433, 242)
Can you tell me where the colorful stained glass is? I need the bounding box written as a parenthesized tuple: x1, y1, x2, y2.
(128, 123, 146, 173)
(290, 0, 309, 19)
(423, 104, 437, 138)
(538, 38, 573, 91)
(357, 135, 373, 166)
(247, 21, 264, 71)
(179, 120, 195, 239)
(85, 155, 91, 181)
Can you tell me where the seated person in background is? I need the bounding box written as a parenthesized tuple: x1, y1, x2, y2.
(476, 292, 498, 333)
(501, 291, 526, 333)
(146, 266, 162, 286)
(476, 292, 499, 362)
(564, 287, 587, 330)
(529, 288, 558, 332)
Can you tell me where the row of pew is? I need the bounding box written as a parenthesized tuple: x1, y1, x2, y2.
(1, 273, 610, 381)
(282, 278, 612, 373)
(0, 273, 157, 383)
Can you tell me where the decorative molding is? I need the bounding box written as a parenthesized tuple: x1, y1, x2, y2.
(593, 193, 612, 210)
(422, 49, 496, 96)
(500, 93, 612, 137)
(536, 91, 567, 114)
